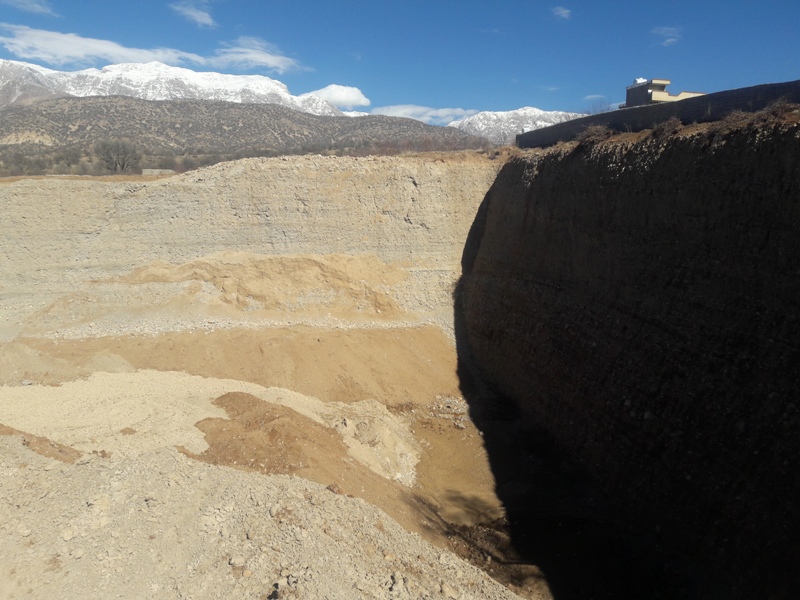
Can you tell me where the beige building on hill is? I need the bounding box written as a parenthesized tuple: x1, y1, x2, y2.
(622, 78, 705, 108)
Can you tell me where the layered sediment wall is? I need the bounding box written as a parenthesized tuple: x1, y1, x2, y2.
(0, 153, 500, 338)
(459, 116, 800, 597)
(2, 154, 498, 280)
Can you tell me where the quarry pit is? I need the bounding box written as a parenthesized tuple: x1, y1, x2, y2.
(1, 107, 799, 600)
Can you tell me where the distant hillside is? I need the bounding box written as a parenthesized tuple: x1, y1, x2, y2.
(0, 59, 582, 164)
(0, 95, 488, 175)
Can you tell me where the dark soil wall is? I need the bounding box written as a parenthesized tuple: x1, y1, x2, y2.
(458, 114, 800, 598)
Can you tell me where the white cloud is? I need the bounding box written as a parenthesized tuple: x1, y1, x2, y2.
(371, 105, 479, 126)
(0, 0, 56, 15)
(0, 24, 203, 65)
(0, 25, 302, 74)
(301, 84, 370, 110)
(170, 1, 216, 28)
(651, 26, 681, 46)
(552, 6, 571, 19)
(209, 36, 301, 73)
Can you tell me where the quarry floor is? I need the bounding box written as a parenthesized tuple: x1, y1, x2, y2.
(1, 324, 549, 599)
(0, 309, 552, 598)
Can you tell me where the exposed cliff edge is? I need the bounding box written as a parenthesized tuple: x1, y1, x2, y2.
(458, 108, 800, 598)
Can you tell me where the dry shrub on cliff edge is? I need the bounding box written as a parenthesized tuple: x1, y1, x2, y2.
(708, 100, 800, 139)
(752, 97, 798, 128)
(651, 116, 683, 140)
(575, 124, 613, 147)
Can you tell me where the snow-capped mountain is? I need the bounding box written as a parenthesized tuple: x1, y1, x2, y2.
(0, 59, 62, 106)
(1, 59, 585, 140)
(448, 106, 584, 145)
(0, 59, 342, 116)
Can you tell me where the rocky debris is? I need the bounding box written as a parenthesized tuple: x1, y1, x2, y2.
(430, 396, 470, 430)
(0, 438, 524, 599)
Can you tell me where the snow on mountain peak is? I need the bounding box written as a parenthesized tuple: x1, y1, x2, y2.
(0, 59, 342, 116)
(448, 106, 584, 145)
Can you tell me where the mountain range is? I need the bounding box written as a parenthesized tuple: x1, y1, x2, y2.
(0, 60, 580, 152)
(447, 106, 584, 145)
(0, 59, 340, 116)
(0, 95, 484, 158)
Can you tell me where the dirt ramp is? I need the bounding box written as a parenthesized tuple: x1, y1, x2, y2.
(182, 391, 430, 541)
(0, 443, 524, 600)
(0, 369, 521, 589)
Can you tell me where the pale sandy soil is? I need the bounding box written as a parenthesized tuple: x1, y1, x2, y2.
(0, 158, 550, 599)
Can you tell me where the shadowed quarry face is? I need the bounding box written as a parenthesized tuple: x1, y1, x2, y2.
(454, 106, 800, 600)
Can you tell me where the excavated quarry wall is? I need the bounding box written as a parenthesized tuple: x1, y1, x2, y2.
(0, 154, 500, 333)
(2, 155, 499, 278)
(459, 123, 800, 597)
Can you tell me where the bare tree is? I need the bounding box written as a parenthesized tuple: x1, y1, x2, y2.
(94, 139, 141, 173)
(586, 97, 612, 115)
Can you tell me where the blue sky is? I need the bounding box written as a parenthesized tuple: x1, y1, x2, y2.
(0, 0, 797, 124)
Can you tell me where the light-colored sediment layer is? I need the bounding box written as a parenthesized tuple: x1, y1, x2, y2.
(0, 370, 420, 486)
(0, 154, 500, 340)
